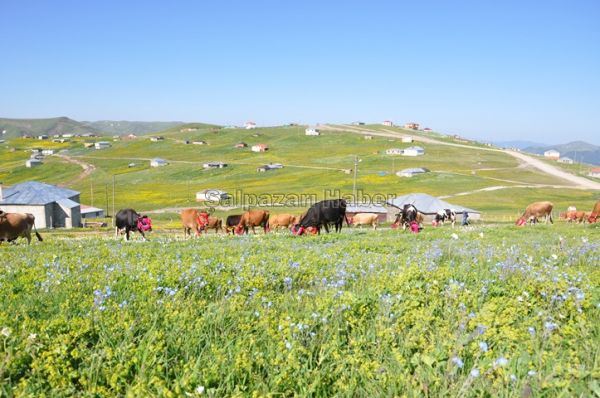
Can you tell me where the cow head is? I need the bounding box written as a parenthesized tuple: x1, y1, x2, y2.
(346, 216, 354, 225)
(589, 213, 598, 224)
(291, 224, 305, 236)
(196, 212, 209, 231)
(137, 216, 153, 232)
(515, 217, 527, 226)
(234, 224, 244, 235)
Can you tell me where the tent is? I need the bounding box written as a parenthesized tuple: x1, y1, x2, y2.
(386, 193, 480, 218)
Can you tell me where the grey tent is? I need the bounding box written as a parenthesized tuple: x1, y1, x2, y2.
(386, 193, 480, 218)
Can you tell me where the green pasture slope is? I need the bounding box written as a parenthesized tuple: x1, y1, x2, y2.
(1, 123, 599, 221)
(1, 224, 599, 396)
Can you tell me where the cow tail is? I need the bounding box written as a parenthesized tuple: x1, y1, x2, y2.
(33, 223, 43, 242)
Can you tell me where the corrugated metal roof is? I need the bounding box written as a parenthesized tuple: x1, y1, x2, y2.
(386, 193, 480, 214)
(56, 198, 80, 209)
(0, 181, 79, 205)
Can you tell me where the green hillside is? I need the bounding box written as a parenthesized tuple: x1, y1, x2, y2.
(82, 120, 190, 136)
(1, 123, 598, 221)
(0, 117, 101, 138)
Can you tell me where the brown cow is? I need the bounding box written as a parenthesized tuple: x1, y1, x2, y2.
(0, 211, 43, 244)
(235, 210, 269, 234)
(565, 210, 587, 224)
(589, 201, 600, 223)
(205, 216, 222, 233)
(267, 213, 300, 230)
(348, 213, 379, 230)
(181, 208, 210, 237)
(516, 201, 553, 225)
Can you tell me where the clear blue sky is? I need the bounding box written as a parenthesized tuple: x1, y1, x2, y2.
(1, 0, 599, 144)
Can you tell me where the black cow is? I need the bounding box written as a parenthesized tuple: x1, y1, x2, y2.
(434, 209, 456, 227)
(115, 208, 152, 241)
(393, 204, 418, 230)
(225, 214, 244, 235)
(294, 199, 348, 235)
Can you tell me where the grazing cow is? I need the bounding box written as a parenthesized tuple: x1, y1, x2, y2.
(588, 200, 600, 223)
(235, 210, 270, 235)
(0, 211, 43, 244)
(516, 201, 553, 226)
(115, 208, 152, 241)
(565, 210, 587, 224)
(392, 204, 419, 230)
(225, 214, 243, 234)
(267, 213, 300, 230)
(205, 216, 222, 233)
(348, 213, 379, 230)
(181, 208, 210, 237)
(293, 199, 347, 235)
(433, 209, 456, 227)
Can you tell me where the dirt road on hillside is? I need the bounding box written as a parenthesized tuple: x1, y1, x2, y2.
(322, 124, 600, 190)
(57, 154, 96, 185)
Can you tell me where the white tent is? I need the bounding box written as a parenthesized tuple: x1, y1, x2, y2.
(386, 193, 480, 218)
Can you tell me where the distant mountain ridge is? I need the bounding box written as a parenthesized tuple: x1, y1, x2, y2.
(493, 140, 548, 150)
(0, 117, 101, 138)
(523, 141, 600, 165)
(0, 117, 185, 138)
(82, 120, 184, 135)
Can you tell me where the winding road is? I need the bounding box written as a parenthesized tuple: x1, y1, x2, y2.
(322, 124, 600, 190)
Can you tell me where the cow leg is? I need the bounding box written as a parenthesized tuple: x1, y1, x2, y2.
(115, 226, 119, 238)
(323, 223, 330, 233)
(125, 227, 130, 241)
(140, 230, 147, 241)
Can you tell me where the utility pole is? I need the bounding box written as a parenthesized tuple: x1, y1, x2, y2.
(90, 180, 94, 207)
(112, 175, 116, 227)
(352, 155, 358, 199)
(105, 184, 109, 217)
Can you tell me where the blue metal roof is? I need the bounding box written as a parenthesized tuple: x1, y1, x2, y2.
(0, 181, 79, 205)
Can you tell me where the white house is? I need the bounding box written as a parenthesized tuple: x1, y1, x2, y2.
(0, 181, 81, 228)
(196, 189, 230, 202)
(150, 136, 165, 142)
(544, 149, 560, 160)
(401, 136, 413, 143)
(382, 120, 393, 126)
(588, 168, 600, 178)
(94, 141, 112, 150)
(245, 121, 257, 129)
(557, 157, 574, 164)
(150, 158, 169, 167)
(203, 161, 228, 169)
(402, 146, 425, 156)
(251, 144, 269, 152)
(62, 134, 74, 138)
(385, 148, 404, 155)
(396, 167, 430, 177)
(305, 127, 320, 136)
(25, 159, 42, 168)
(38, 134, 49, 140)
(364, 135, 373, 140)
(193, 140, 208, 145)
(41, 149, 55, 155)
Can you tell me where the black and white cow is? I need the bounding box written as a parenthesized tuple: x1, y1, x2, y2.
(434, 209, 456, 227)
(393, 204, 418, 230)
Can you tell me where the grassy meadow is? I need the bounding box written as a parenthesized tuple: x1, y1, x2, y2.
(1, 224, 599, 397)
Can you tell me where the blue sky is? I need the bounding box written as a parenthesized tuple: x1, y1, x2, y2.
(1, 0, 599, 144)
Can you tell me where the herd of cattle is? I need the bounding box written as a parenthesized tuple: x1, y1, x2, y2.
(1, 199, 599, 244)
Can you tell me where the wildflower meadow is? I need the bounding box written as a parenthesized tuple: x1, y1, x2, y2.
(1, 225, 599, 397)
